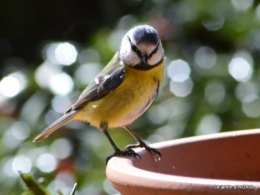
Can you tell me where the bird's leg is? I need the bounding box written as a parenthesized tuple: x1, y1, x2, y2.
(100, 123, 140, 164)
(123, 125, 161, 161)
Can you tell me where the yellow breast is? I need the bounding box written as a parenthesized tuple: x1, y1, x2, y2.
(75, 61, 164, 128)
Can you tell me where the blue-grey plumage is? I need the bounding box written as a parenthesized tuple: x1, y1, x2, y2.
(33, 25, 164, 162)
(36, 109, 78, 139)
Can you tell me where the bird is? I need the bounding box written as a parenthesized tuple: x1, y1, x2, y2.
(33, 25, 165, 163)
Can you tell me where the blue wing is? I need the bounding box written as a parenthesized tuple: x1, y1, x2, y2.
(67, 52, 125, 112)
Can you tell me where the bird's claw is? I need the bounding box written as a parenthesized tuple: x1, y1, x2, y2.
(106, 148, 140, 164)
(147, 147, 161, 162)
(125, 142, 161, 162)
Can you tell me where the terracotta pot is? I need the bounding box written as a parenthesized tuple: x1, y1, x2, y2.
(106, 129, 260, 195)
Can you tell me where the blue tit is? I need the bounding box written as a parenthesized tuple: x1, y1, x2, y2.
(33, 25, 165, 163)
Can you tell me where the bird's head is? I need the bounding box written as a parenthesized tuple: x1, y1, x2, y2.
(119, 25, 164, 69)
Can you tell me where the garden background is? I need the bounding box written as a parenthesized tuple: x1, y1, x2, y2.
(0, 0, 259, 194)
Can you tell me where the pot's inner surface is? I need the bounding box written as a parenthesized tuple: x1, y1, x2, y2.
(133, 133, 260, 181)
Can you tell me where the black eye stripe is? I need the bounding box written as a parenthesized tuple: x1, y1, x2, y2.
(152, 46, 158, 54)
(127, 36, 159, 59)
(128, 36, 142, 57)
(148, 43, 159, 58)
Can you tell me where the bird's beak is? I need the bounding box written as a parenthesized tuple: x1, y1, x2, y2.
(142, 55, 148, 64)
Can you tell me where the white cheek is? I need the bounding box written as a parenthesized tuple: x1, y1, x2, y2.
(124, 52, 140, 66)
(120, 46, 131, 59)
(148, 52, 162, 65)
(120, 37, 140, 66)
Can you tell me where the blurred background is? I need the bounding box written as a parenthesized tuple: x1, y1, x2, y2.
(1, 0, 260, 194)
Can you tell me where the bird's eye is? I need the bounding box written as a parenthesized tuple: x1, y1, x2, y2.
(131, 45, 139, 52)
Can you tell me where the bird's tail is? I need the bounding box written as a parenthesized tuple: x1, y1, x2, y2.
(33, 109, 78, 142)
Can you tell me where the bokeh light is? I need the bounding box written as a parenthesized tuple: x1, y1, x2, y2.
(170, 79, 193, 97)
(12, 155, 32, 174)
(50, 138, 72, 159)
(202, 18, 225, 31)
(242, 97, 260, 118)
(0, 72, 27, 98)
(79, 49, 100, 64)
(205, 81, 226, 106)
(228, 57, 253, 82)
(0, 76, 20, 97)
(36, 153, 57, 173)
(252, 30, 260, 50)
(174, 1, 199, 22)
(167, 59, 191, 82)
(74, 63, 102, 85)
(167, 59, 193, 97)
(231, 0, 253, 12)
(108, 30, 126, 52)
(52, 96, 72, 113)
(35, 61, 61, 88)
(3, 129, 23, 150)
(49, 73, 74, 95)
(44, 42, 78, 66)
(235, 82, 258, 103)
(196, 114, 222, 135)
(256, 4, 260, 20)
(147, 104, 169, 124)
(48, 172, 76, 195)
(11, 121, 30, 140)
(194, 46, 217, 69)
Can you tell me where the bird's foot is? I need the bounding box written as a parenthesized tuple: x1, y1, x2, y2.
(125, 142, 161, 162)
(106, 148, 140, 164)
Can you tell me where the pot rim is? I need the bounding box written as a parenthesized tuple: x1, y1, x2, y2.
(107, 129, 260, 190)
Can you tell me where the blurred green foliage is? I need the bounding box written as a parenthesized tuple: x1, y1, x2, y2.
(1, 0, 260, 194)
(19, 172, 77, 195)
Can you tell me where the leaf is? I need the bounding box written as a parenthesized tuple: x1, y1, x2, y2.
(19, 172, 51, 195)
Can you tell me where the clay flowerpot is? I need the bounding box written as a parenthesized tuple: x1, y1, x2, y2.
(106, 129, 260, 195)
